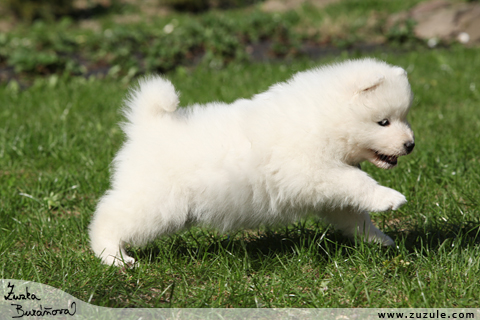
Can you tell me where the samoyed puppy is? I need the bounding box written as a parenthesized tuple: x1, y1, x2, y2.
(89, 58, 415, 266)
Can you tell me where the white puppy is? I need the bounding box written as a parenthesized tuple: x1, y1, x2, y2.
(89, 58, 415, 266)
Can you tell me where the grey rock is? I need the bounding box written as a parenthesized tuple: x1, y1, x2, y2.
(389, 0, 480, 45)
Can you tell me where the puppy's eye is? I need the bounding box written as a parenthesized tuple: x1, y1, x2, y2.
(377, 119, 390, 126)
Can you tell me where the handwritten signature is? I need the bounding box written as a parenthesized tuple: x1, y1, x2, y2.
(4, 282, 76, 318)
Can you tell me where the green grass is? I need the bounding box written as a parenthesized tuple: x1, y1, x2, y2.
(1, 47, 480, 308)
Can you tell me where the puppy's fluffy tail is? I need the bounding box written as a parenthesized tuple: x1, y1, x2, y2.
(123, 76, 179, 124)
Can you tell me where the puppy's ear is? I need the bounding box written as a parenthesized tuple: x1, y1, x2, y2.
(393, 67, 407, 76)
(358, 74, 385, 93)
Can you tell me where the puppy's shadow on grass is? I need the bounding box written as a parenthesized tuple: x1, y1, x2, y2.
(133, 220, 480, 266)
(133, 221, 347, 265)
(390, 220, 480, 252)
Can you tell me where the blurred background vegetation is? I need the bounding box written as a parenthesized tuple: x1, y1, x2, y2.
(0, 0, 477, 85)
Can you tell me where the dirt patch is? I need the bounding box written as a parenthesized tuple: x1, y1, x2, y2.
(261, 0, 340, 12)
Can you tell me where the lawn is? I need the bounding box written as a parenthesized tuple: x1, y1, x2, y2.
(1, 45, 479, 308)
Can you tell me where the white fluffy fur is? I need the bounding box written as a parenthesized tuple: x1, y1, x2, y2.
(89, 58, 415, 266)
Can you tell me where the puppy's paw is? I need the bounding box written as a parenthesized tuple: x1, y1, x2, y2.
(370, 232, 395, 246)
(340, 216, 395, 246)
(102, 254, 136, 268)
(119, 256, 137, 269)
(369, 186, 407, 212)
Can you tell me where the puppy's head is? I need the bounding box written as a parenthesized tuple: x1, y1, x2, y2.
(343, 61, 415, 169)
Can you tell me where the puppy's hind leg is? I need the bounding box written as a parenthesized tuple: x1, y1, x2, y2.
(89, 200, 138, 267)
(89, 194, 190, 267)
(322, 208, 395, 246)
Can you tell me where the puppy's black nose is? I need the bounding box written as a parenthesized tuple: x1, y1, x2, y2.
(404, 141, 415, 154)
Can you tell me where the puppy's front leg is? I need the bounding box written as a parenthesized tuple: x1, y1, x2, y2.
(322, 166, 407, 213)
(322, 208, 395, 246)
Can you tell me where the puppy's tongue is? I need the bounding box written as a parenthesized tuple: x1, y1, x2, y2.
(369, 151, 399, 169)
(379, 154, 398, 165)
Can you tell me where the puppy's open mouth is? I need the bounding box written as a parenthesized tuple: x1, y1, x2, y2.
(369, 151, 399, 169)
